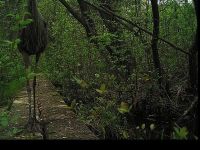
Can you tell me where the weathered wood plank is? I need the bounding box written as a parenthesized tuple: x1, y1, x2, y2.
(8, 77, 97, 140)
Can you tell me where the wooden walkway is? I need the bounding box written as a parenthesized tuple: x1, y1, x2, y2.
(9, 77, 97, 140)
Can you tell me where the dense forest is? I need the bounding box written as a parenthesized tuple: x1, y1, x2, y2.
(0, 0, 198, 140)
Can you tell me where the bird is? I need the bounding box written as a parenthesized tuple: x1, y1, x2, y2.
(18, 0, 48, 132)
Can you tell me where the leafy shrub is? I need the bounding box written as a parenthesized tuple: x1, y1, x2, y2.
(0, 110, 21, 139)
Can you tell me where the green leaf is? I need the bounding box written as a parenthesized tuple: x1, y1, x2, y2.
(179, 127, 188, 138)
(122, 130, 129, 139)
(73, 77, 88, 88)
(100, 84, 106, 91)
(173, 127, 188, 140)
(27, 72, 36, 80)
(19, 19, 33, 29)
(6, 13, 15, 18)
(96, 89, 103, 94)
(118, 102, 130, 114)
(2, 40, 13, 45)
(12, 128, 22, 134)
(15, 14, 20, 20)
(23, 12, 31, 17)
(23, 19, 33, 25)
(80, 80, 88, 88)
(14, 38, 21, 45)
(143, 74, 151, 81)
(96, 84, 107, 94)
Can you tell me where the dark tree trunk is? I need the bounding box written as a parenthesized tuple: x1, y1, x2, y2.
(77, 0, 97, 38)
(151, 0, 171, 139)
(188, 0, 199, 96)
(150, 0, 163, 87)
(59, 0, 97, 39)
(188, 0, 199, 135)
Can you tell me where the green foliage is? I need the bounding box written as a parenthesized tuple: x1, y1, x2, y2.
(0, 4, 26, 107)
(94, 32, 117, 46)
(7, 12, 33, 31)
(172, 126, 189, 140)
(74, 77, 89, 89)
(0, 0, 197, 140)
(96, 84, 107, 95)
(0, 0, 5, 6)
(76, 94, 122, 139)
(0, 110, 22, 139)
(0, 112, 9, 127)
(117, 102, 132, 114)
(40, 0, 196, 139)
(0, 40, 25, 106)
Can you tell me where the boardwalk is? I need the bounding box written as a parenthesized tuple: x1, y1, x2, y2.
(8, 77, 97, 140)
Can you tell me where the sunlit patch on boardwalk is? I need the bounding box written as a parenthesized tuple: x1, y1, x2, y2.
(13, 100, 28, 105)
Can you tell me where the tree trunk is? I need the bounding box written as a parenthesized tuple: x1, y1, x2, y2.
(150, 0, 163, 87)
(77, 0, 97, 38)
(188, 0, 199, 96)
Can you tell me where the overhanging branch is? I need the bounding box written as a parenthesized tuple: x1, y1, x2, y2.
(83, 0, 190, 55)
(58, 0, 85, 26)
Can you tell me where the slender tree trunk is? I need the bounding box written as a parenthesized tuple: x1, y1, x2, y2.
(144, 0, 151, 71)
(150, 0, 163, 87)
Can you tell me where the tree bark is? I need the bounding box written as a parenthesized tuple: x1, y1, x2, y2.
(77, 0, 97, 38)
(150, 0, 163, 87)
(188, 0, 199, 95)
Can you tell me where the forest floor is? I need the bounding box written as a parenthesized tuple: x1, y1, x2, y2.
(5, 76, 98, 140)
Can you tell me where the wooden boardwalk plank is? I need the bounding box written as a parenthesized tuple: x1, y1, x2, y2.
(9, 77, 97, 140)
